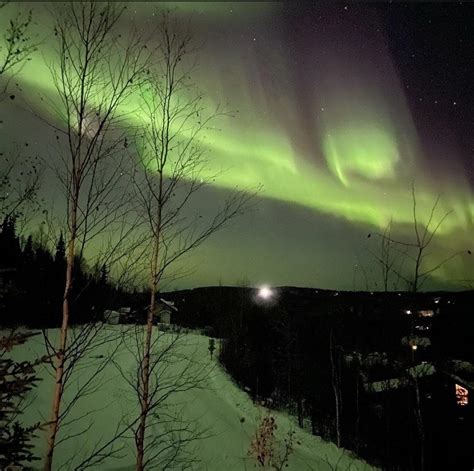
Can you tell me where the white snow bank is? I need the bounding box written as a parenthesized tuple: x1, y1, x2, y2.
(7, 325, 375, 470)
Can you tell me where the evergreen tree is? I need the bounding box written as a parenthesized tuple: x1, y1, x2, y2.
(54, 233, 65, 266)
(23, 236, 34, 266)
(99, 263, 108, 286)
(0, 331, 43, 468)
(0, 222, 116, 327)
(0, 216, 21, 269)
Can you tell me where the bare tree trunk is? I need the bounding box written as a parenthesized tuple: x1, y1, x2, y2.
(136, 262, 158, 470)
(329, 330, 341, 448)
(413, 378, 425, 471)
(136, 147, 163, 469)
(297, 398, 304, 428)
(39, 3, 152, 467)
(43, 202, 77, 471)
(413, 249, 423, 293)
(130, 14, 256, 467)
(310, 400, 317, 436)
(354, 372, 360, 453)
(136, 302, 153, 470)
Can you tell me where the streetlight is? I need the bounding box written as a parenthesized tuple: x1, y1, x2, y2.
(411, 343, 418, 363)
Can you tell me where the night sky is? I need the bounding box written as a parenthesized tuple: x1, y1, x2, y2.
(1, 2, 473, 290)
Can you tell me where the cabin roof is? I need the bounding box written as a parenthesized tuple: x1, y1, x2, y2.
(159, 298, 178, 312)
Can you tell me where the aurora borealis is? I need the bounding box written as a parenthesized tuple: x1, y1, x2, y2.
(1, 2, 473, 290)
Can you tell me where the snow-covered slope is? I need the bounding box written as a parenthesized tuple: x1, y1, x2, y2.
(11, 325, 375, 470)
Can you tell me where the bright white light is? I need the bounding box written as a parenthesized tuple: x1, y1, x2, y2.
(411, 344, 418, 351)
(258, 286, 273, 300)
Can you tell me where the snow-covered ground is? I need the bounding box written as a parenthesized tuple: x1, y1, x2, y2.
(10, 325, 375, 470)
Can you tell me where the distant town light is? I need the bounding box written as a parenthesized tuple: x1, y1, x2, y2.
(258, 286, 273, 300)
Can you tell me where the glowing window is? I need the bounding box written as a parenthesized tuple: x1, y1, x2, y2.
(455, 384, 469, 406)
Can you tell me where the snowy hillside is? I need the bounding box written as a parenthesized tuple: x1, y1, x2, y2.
(11, 325, 375, 470)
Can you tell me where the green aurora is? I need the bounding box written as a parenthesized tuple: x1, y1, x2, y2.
(1, 2, 472, 289)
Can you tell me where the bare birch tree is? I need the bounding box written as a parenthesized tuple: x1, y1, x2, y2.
(131, 15, 256, 470)
(1, 2, 40, 219)
(110, 326, 211, 470)
(40, 3, 152, 469)
(368, 219, 407, 292)
(0, 151, 41, 222)
(367, 185, 467, 469)
(369, 184, 469, 292)
(0, 1, 37, 100)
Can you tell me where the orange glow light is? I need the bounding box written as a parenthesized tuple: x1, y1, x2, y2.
(455, 384, 469, 406)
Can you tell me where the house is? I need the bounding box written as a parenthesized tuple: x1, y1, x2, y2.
(118, 306, 134, 323)
(401, 335, 431, 348)
(364, 362, 436, 393)
(455, 383, 469, 407)
(154, 298, 178, 325)
(103, 307, 133, 325)
(438, 361, 474, 411)
(104, 309, 121, 325)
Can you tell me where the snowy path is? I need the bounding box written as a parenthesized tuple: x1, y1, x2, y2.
(10, 326, 374, 470)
